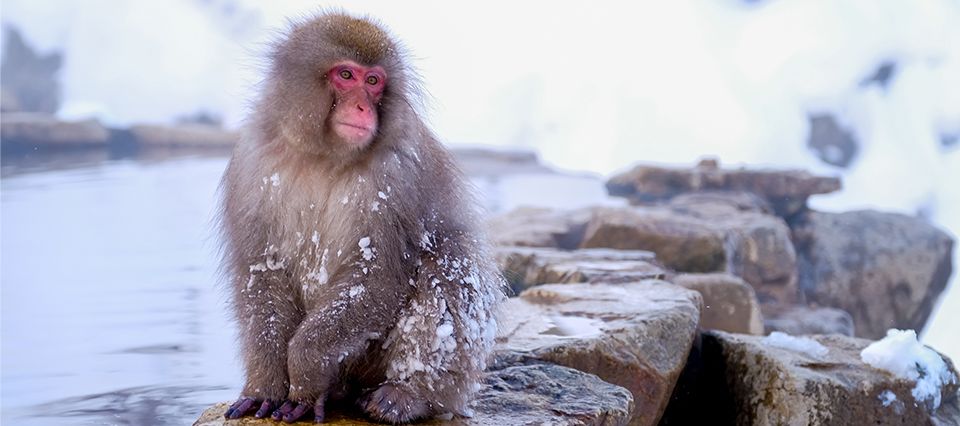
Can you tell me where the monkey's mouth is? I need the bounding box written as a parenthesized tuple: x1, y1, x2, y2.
(336, 122, 371, 132)
(333, 121, 374, 143)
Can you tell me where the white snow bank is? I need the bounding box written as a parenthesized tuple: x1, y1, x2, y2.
(860, 329, 958, 410)
(762, 331, 829, 358)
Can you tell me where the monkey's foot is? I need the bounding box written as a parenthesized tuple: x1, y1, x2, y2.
(360, 383, 430, 424)
(271, 399, 324, 423)
(224, 397, 280, 419)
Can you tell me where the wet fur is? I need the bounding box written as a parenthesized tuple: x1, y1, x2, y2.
(219, 11, 504, 424)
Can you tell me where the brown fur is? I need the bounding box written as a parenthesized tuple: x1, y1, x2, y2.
(218, 11, 504, 424)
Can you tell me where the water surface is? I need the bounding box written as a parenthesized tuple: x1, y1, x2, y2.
(2, 157, 239, 425)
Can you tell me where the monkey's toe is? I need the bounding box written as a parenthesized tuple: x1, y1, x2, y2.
(224, 396, 257, 419)
(270, 400, 313, 423)
(254, 399, 280, 418)
(360, 383, 430, 424)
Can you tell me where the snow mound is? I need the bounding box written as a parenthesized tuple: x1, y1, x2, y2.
(763, 331, 829, 358)
(860, 329, 958, 410)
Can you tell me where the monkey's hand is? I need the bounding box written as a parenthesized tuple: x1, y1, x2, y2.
(224, 396, 282, 419)
(359, 381, 431, 424)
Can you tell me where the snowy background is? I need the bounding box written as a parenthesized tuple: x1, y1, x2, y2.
(1, 0, 958, 422)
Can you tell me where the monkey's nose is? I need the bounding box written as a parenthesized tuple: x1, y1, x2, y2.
(356, 104, 365, 112)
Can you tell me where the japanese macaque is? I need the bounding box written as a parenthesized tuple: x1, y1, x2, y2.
(218, 12, 505, 424)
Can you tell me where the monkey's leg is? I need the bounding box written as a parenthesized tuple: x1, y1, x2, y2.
(363, 252, 502, 423)
(273, 281, 399, 423)
(225, 272, 303, 419)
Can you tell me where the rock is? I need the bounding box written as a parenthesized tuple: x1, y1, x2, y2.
(670, 198, 799, 304)
(193, 363, 634, 426)
(793, 210, 954, 339)
(762, 304, 855, 336)
(606, 159, 841, 217)
(1, 113, 111, 150)
(672, 274, 763, 335)
(125, 124, 239, 148)
(495, 246, 664, 293)
(1, 26, 61, 114)
(688, 331, 960, 425)
(488, 207, 591, 249)
(467, 363, 633, 425)
(498, 281, 702, 425)
(579, 206, 726, 273)
(578, 205, 798, 304)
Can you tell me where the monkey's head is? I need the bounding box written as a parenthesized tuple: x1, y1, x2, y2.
(258, 12, 411, 159)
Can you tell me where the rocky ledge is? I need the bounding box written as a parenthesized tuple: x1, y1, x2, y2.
(1, 113, 239, 153)
(196, 160, 957, 425)
(491, 160, 953, 341)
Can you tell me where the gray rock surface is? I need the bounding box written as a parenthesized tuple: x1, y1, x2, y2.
(793, 210, 954, 339)
(193, 363, 633, 425)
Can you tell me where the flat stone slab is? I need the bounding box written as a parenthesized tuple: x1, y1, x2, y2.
(605, 159, 841, 217)
(496, 246, 664, 293)
(194, 362, 634, 426)
(497, 281, 702, 425)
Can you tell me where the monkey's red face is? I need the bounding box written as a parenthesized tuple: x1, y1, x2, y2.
(327, 61, 387, 148)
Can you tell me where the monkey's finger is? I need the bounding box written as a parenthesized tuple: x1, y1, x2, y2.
(282, 403, 310, 423)
(225, 397, 256, 419)
(254, 400, 276, 418)
(271, 400, 295, 420)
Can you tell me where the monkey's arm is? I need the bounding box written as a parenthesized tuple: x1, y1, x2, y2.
(273, 266, 409, 423)
(225, 267, 304, 419)
(367, 230, 505, 421)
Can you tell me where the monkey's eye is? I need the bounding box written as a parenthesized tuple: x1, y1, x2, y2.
(339, 69, 353, 80)
(366, 75, 379, 85)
